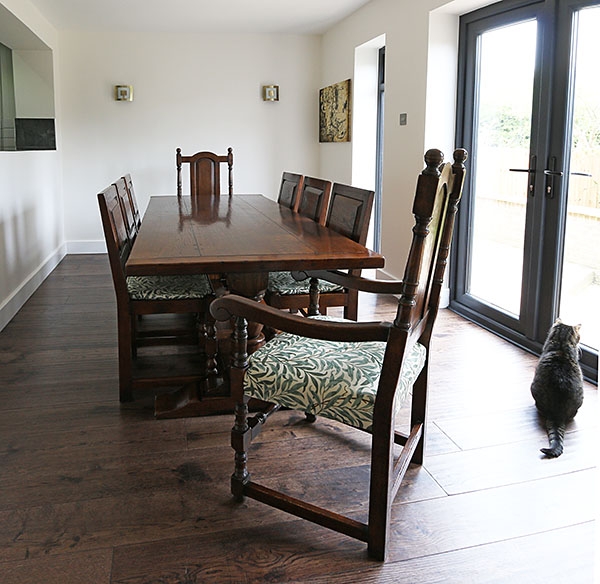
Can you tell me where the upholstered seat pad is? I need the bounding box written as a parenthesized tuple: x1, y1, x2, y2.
(127, 274, 213, 300)
(268, 271, 344, 295)
(244, 326, 426, 432)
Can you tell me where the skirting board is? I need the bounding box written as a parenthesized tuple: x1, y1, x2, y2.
(0, 240, 106, 332)
(0, 244, 67, 332)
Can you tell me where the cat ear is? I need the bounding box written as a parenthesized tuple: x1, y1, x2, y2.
(574, 324, 581, 332)
(554, 317, 562, 325)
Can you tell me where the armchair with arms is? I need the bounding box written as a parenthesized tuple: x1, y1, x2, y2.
(210, 148, 467, 560)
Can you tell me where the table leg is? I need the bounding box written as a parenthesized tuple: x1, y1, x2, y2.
(154, 272, 269, 418)
(224, 271, 269, 352)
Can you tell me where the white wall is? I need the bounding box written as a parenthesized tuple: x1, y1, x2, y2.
(0, 0, 62, 331)
(58, 31, 321, 249)
(321, 0, 493, 280)
(0, 0, 497, 331)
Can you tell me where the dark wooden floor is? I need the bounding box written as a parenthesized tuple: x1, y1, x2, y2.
(0, 255, 597, 584)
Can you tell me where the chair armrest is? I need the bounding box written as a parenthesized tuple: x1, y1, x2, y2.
(291, 269, 404, 295)
(210, 294, 391, 342)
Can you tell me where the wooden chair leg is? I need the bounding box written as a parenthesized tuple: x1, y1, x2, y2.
(344, 289, 359, 321)
(409, 368, 429, 465)
(131, 314, 138, 359)
(231, 398, 250, 501)
(230, 316, 251, 501)
(118, 310, 133, 402)
(308, 277, 320, 316)
(367, 420, 395, 561)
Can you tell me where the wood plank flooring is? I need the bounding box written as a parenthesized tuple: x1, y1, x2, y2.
(0, 254, 597, 583)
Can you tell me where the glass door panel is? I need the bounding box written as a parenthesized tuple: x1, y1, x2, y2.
(558, 5, 600, 351)
(468, 21, 537, 316)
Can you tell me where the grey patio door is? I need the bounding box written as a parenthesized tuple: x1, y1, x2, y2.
(452, 0, 599, 381)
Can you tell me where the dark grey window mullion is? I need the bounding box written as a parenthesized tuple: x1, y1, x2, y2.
(520, 0, 557, 339)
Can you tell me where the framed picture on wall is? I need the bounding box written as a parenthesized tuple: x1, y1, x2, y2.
(319, 79, 351, 143)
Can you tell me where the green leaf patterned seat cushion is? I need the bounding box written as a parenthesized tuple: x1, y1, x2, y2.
(244, 324, 426, 432)
(268, 271, 344, 295)
(126, 274, 213, 300)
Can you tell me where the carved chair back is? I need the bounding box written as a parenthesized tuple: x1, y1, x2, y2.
(296, 176, 332, 225)
(277, 172, 304, 210)
(176, 147, 233, 197)
(123, 173, 141, 230)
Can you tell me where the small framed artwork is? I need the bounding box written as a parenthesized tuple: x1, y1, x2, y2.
(262, 85, 279, 102)
(115, 85, 133, 101)
(319, 79, 351, 142)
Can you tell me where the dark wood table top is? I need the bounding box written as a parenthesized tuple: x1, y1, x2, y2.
(126, 194, 385, 276)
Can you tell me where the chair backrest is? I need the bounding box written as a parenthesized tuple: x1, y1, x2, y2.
(277, 172, 304, 210)
(380, 148, 467, 405)
(176, 147, 233, 197)
(123, 173, 141, 229)
(113, 177, 137, 244)
(326, 183, 374, 245)
(97, 184, 130, 301)
(296, 176, 332, 224)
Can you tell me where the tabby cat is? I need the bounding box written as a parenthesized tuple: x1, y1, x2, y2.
(530, 319, 584, 457)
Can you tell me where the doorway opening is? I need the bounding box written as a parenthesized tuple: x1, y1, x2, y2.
(353, 34, 385, 253)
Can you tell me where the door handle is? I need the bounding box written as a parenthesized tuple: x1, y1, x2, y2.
(509, 154, 536, 195)
(544, 157, 562, 198)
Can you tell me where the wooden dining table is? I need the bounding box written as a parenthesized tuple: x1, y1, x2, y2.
(126, 194, 385, 417)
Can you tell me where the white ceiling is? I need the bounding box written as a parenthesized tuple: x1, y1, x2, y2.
(27, 0, 373, 34)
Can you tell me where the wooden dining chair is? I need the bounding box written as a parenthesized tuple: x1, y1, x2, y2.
(266, 182, 373, 319)
(98, 183, 217, 403)
(277, 172, 304, 210)
(113, 177, 138, 245)
(176, 147, 233, 197)
(123, 173, 142, 231)
(266, 176, 332, 314)
(295, 175, 332, 223)
(210, 148, 467, 560)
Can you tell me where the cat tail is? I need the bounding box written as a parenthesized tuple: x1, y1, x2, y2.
(540, 420, 565, 458)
